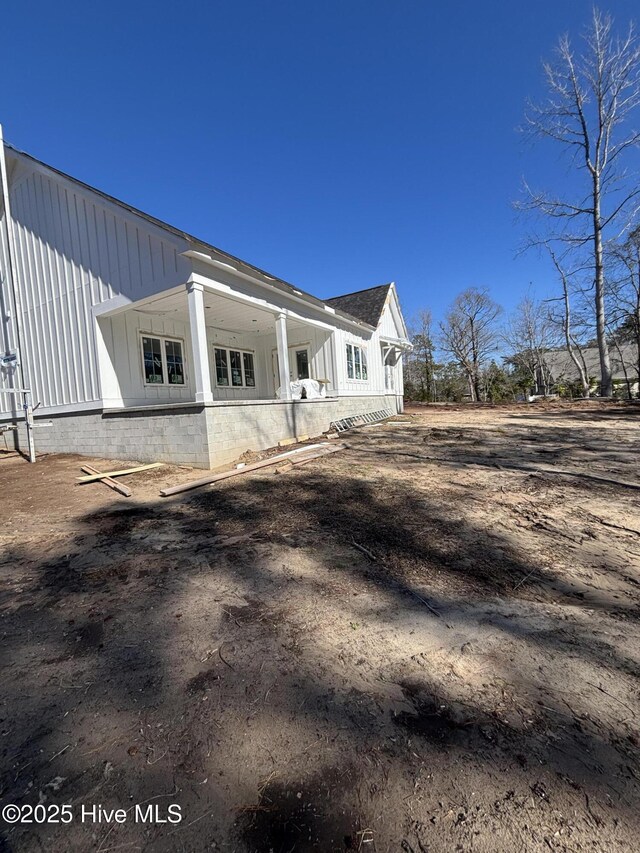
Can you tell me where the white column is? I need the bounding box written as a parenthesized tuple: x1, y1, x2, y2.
(275, 312, 292, 400)
(94, 315, 123, 407)
(187, 281, 214, 404)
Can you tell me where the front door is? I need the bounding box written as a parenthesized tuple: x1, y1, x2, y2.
(272, 346, 311, 393)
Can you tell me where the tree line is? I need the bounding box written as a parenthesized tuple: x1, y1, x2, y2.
(405, 8, 640, 403)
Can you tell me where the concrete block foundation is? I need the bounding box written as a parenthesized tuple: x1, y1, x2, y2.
(5, 395, 400, 469)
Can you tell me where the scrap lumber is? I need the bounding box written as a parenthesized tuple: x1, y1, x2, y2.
(80, 465, 132, 497)
(289, 445, 345, 468)
(159, 443, 346, 497)
(77, 462, 164, 483)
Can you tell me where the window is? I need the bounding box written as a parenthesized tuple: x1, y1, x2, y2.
(142, 335, 185, 386)
(229, 350, 243, 386)
(164, 339, 185, 385)
(346, 343, 367, 380)
(214, 347, 256, 388)
(143, 336, 164, 384)
(243, 352, 256, 386)
(215, 348, 229, 385)
(295, 349, 310, 380)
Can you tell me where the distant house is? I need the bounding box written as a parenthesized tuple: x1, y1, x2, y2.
(536, 342, 639, 397)
(0, 135, 411, 468)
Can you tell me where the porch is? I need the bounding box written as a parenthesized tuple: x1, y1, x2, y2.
(94, 275, 337, 410)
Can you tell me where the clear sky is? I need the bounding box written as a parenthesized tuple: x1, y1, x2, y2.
(2, 1, 639, 326)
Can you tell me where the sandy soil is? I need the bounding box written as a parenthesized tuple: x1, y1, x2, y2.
(1, 400, 639, 852)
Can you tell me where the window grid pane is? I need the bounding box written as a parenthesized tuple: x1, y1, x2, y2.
(230, 350, 243, 386)
(243, 352, 255, 386)
(295, 349, 309, 380)
(143, 336, 164, 384)
(165, 340, 184, 385)
(354, 347, 362, 380)
(361, 348, 368, 380)
(346, 344, 354, 379)
(215, 348, 229, 385)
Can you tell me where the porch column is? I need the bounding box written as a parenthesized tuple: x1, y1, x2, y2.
(275, 312, 292, 400)
(187, 281, 214, 404)
(94, 315, 123, 408)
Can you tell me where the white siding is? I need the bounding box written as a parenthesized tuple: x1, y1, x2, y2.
(1, 147, 409, 418)
(0, 203, 20, 415)
(332, 300, 407, 398)
(105, 312, 194, 406)
(334, 326, 385, 395)
(260, 325, 335, 397)
(0, 151, 191, 415)
(207, 327, 267, 400)
(379, 300, 400, 338)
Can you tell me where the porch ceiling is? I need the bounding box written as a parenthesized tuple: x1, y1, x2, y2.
(130, 290, 309, 337)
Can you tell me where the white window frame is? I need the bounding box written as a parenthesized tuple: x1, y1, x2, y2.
(140, 333, 188, 388)
(213, 346, 257, 389)
(345, 342, 368, 381)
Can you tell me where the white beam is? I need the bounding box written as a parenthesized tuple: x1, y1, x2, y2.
(187, 282, 214, 404)
(275, 312, 292, 400)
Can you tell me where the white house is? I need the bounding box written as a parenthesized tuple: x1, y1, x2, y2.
(0, 133, 411, 468)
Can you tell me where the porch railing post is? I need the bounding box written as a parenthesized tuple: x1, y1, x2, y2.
(187, 281, 214, 404)
(275, 312, 292, 400)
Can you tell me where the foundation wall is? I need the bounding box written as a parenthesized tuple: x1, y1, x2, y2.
(4, 395, 400, 469)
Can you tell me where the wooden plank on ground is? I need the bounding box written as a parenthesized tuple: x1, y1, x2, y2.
(80, 465, 132, 497)
(290, 445, 345, 468)
(77, 462, 164, 483)
(159, 443, 345, 497)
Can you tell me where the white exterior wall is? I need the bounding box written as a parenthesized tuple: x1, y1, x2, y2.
(332, 301, 405, 397)
(1, 146, 408, 429)
(102, 311, 195, 407)
(0, 150, 191, 416)
(101, 312, 276, 405)
(207, 327, 267, 400)
(260, 324, 335, 397)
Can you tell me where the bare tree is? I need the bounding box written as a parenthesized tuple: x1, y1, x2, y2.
(521, 8, 640, 396)
(502, 295, 556, 395)
(548, 250, 591, 398)
(438, 288, 502, 401)
(405, 309, 436, 401)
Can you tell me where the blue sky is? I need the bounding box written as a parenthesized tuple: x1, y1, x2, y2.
(2, 1, 639, 327)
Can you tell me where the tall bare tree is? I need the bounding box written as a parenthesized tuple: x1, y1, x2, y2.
(522, 8, 640, 396)
(439, 288, 502, 401)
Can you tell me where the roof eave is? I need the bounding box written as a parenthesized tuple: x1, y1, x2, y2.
(183, 248, 377, 332)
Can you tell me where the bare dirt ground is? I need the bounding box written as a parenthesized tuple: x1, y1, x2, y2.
(1, 400, 639, 852)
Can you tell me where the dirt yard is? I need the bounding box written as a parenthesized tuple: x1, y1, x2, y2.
(1, 401, 639, 852)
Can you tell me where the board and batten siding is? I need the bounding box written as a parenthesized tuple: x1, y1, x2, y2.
(207, 327, 267, 401)
(0, 151, 191, 416)
(101, 314, 269, 405)
(260, 324, 335, 398)
(332, 300, 405, 396)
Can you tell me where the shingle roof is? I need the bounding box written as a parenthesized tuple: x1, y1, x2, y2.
(543, 343, 639, 381)
(325, 283, 392, 328)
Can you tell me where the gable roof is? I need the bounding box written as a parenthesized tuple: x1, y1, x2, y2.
(325, 283, 392, 328)
(543, 343, 639, 382)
